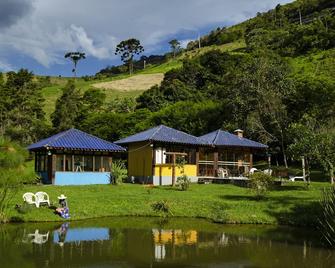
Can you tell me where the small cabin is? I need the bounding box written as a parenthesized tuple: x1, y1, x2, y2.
(28, 129, 126, 185)
(116, 125, 203, 185)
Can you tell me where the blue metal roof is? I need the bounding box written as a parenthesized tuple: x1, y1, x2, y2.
(115, 125, 206, 146)
(28, 128, 126, 152)
(199, 129, 268, 149)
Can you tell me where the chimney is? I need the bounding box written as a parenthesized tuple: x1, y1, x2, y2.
(234, 129, 243, 138)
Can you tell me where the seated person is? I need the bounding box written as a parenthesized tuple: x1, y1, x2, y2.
(55, 194, 70, 219)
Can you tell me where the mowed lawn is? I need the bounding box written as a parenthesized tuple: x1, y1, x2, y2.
(7, 182, 328, 226)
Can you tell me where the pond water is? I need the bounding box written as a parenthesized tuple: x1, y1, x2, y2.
(0, 217, 334, 267)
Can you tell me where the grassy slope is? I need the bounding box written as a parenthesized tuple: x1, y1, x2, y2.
(290, 48, 335, 80)
(8, 182, 326, 226)
(40, 40, 246, 120)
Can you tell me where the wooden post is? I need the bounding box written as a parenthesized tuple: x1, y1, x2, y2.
(93, 155, 96, 172)
(63, 155, 66, 171)
(72, 155, 75, 172)
(152, 145, 155, 176)
(213, 151, 218, 177)
(52, 154, 56, 184)
(250, 153, 253, 168)
(196, 150, 199, 176)
(172, 154, 176, 186)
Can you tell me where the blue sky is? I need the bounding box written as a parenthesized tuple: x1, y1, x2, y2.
(0, 0, 293, 77)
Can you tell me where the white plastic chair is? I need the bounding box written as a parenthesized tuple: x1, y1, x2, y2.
(35, 192, 50, 208)
(28, 230, 49, 244)
(23, 192, 37, 207)
(218, 168, 229, 178)
(263, 169, 273, 176)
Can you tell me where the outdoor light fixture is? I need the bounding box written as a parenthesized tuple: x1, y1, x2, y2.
(47, 151, 52, 156)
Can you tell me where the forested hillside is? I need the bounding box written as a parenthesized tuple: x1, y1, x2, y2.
(0, 0, 334, 179)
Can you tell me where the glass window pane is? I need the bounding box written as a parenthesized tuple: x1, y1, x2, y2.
(84, 155, 93, 171)
(103, 157, 112, 172)
(95, 156, 103, 171)
(56, 155, 64, 171)
(65, 155, 72, 171)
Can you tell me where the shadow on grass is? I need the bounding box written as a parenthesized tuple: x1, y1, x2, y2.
(272, 184, 308, 191)
(220, 193, 321, 226)
(265, 201, 321, 227)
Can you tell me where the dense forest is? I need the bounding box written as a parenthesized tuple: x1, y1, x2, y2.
(0, 0, 334, 181)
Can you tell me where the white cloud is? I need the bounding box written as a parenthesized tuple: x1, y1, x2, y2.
(0, 60, 14, 72)
(0, 0, 293, 72)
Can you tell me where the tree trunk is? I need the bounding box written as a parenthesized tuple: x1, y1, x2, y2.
(299, 8, 302, 25)
(280, 129, 288, 168)
(328, 161, 334, 184)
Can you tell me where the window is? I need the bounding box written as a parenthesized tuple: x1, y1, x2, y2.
(199, 148, 214, 161)
(56, 155, 64, 171)
(95, 156, 103, 171)
(84, 155, 93, 171)
(103, 157, 112, 172)
(65, 155, 72, 171)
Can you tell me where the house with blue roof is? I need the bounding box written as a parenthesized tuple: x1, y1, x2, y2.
(116, 125, 267, 185)
(115, 125, 205, 185)
(198, 129, 268, 177)
(28, 128, 126, 185)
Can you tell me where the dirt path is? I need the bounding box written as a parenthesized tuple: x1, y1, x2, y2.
(92, 73, 164, 91)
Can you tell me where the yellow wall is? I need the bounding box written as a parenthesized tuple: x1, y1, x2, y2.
(128, 142, 153, 177)
(154, 164, 197, 177)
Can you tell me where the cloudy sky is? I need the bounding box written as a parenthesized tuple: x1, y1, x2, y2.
(0, 0, 292, 76)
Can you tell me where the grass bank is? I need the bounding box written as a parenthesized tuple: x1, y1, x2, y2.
(6, 182, 328, 226)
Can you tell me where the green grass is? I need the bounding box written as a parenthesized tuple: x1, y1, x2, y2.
(6, 181, 329, 226)
(290, 48, 335, 80)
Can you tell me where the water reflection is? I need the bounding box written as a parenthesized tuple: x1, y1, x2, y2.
(53, 223, 109, 246)
(0, 218, 334, 267)
(22, 229, 49, 244)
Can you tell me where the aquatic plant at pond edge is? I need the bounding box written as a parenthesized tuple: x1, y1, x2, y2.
(151, 200, 173, 217)
(319, 186, 335, 247)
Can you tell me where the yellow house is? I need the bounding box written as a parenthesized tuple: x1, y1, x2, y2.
(115, 125, 201, 185)
(116, 125, 268, 185)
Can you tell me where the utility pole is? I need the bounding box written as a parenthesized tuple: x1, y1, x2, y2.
(198, 33, 201, 49)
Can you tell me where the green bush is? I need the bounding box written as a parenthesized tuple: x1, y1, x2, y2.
(249, 173, 274, 200)
(319, 187, 335, 247)
(151, 200, 173, 217)
(110, 160, 128, 185)
(176, 175, 191, 191)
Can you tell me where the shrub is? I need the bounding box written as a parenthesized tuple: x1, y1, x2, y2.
(176, 175, 191, 191)
(110, 160, 128, 185)
(151, 200, 173, 217)
(319, 187, 335, 247)
(249, 173, 274, 199)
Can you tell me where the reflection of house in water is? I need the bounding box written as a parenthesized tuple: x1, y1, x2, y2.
(152, 229, 198, 261)
(153, 229, 198, 245)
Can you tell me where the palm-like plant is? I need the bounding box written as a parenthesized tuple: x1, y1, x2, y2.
(64, 52, 86, 78)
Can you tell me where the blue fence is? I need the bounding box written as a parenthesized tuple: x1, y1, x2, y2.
(54, 172, 110, 185)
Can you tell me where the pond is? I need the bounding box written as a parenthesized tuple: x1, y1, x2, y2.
(0, 217, 333, 267)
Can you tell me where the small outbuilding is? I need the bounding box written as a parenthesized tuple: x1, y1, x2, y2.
(28, 128, 126, 185)
(115, 125, 204, 185)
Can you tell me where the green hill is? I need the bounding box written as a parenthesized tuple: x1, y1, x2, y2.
(39, 0, 335, 120)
